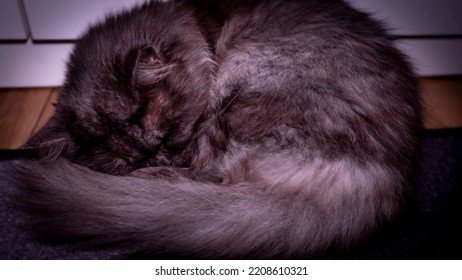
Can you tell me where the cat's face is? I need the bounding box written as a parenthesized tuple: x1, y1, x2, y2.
(29, 43, 214, 175)
(25, 4, 218, 175)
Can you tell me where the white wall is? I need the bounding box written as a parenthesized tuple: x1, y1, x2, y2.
(0, 0, 461, 87)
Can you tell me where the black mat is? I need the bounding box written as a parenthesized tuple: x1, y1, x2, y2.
(329, 128, 462, 259)
(1, 128, 461, 259)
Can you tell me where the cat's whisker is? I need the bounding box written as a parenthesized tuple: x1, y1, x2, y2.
(191, 89, 241, 140)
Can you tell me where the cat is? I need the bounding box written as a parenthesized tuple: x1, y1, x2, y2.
(13, 0, 421, 259)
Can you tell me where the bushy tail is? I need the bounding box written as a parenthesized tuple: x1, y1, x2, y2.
(12, 157, 402, 259)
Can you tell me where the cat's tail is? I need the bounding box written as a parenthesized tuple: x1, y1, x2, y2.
(12, 157, 403, 259)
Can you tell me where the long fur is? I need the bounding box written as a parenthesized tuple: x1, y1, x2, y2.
(12, 0, 421, 259)
(14, 155, 403, 259)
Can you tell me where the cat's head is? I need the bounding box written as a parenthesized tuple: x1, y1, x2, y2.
(25, 6, 216, 175)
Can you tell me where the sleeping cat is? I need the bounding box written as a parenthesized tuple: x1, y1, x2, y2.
(13, 0, 420, 258)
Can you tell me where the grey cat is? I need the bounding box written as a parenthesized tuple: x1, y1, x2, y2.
(13, 0, 421, 258)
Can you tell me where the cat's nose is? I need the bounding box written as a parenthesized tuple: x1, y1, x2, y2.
(143, 132, 164, 147)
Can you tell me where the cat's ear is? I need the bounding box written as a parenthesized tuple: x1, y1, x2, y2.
(132, 46, 173, 88)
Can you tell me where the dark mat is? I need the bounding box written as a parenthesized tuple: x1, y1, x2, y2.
(0, 156, 122, 259)
(1, 128, 461, 259)
(327, 128, 462, 259)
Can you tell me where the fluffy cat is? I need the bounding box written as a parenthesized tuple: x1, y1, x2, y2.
(13, 0, 421, 258)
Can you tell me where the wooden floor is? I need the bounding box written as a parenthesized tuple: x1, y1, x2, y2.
(1, 77, 462, 149)
(0, 88, 60, 149)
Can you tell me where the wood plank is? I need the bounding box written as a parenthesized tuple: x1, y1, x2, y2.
(31, 87, 60, 135)
(0, 88, 51, 149)
(421, 77, 462, 129)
